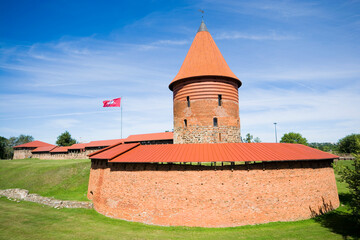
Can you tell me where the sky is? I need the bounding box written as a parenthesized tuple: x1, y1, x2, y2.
(0, 0, 359, 144)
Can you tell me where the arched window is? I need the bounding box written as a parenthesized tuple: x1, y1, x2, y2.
(186, 96, 190, 107)
(184, 119, 187, 127)
(213, 117, 218, 127)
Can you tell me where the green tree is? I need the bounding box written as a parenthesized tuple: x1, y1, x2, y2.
(15, 134, 34, 146)
(242, 133, 261, 143)
(280, 132, 308, 145)
(0, 136, 8, 159)
(56, 131, 77, 146)
(0, 134, 34, 159)
(308, 142, 339, 152)
(339, 155, 360, 224)
(338, 134, 360, 154)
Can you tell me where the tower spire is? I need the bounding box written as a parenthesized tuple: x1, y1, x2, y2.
(197, 9, 208, 32)
(197, 19, 208, 33)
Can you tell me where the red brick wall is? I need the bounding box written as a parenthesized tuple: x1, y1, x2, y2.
(87, 160, 339, 227)
(173, 78, 241, 144)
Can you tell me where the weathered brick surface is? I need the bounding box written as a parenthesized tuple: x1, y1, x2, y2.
(87, 160, 339, 227)
(13, 149, 33, 159)
(27, 151, 90, 160)
(173, 78, 241, 144)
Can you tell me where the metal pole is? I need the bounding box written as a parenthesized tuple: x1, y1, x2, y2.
(274, 122, 278, 143)
(121, 97, 123, 139)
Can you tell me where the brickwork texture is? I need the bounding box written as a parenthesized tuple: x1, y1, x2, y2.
(173, 78, 241, 144)
(87, 160, 339, 227)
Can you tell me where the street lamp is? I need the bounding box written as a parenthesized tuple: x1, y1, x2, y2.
(274, 122, 278, 143)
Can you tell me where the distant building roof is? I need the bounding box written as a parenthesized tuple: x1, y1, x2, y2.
(50, 146, 70, 153)
(90, 143, 139, 159)
(169, 20, 241, 90)
(68, 143, 88, 150)
(89, 143, 338, 163)
(13, 140, 55, 149)
(31, 146, 57, 153)
(86, 139, 123, 148)
(124, 132, 173, 143)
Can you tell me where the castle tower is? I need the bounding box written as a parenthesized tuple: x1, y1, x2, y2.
(170, 20, 242, 144)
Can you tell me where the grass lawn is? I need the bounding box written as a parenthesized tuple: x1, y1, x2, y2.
(0, 159, 359, 239)
(0, 158, 90, 201)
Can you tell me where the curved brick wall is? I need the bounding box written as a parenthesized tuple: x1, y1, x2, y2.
(87, 160, 339, 227)
(173, 78, 240, 144)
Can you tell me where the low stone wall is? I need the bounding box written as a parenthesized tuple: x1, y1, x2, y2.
(13, 149, 33, 159)
(32, 153, 52, 159)
(88, 160, 339, 227)
(68, 152, 88, 159)
(0, 188, 93, 209)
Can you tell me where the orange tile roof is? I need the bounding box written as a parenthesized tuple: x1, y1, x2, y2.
(86, 139, 123, 148)
(124, 132, 173, 143)
(50, 146, 70, 153)
(13, 140, 55, 149)
(32, 146, 57, 153)
(68, 143, 88, 150)
(169, 21, 241, 90)
(91, 143, 339, 163)
(90, 143, 140, 159)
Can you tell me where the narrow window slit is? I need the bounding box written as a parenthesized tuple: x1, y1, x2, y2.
(213, 117, 218, 127)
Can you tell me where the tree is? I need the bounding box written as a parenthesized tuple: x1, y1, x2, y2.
(339, 155, 360, 224)
(56, 131, 77, 146)
(338, 134, 360, 154)
(242, 133, 261, 143)
(0, 136, 8, 159)
(0, 134, 34, 159)
(308, 142, 339, 152)
(280, 132, 308, 145)
(15, 134, 34, 146)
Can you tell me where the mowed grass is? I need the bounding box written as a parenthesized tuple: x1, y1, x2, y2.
(0, 159, 359, 240)
(0, 158, 90, 201)
(0, 198, 353, 240)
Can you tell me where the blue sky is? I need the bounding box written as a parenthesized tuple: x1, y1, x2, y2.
(1, 0, 359, 144)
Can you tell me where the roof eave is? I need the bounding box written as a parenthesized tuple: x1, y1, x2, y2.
(169, 75, 242, 91)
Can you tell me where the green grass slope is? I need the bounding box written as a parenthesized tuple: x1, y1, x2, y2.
(0, 198, 353, 240)
(0, 158, 90, 201)
(0, 159, 358, 239)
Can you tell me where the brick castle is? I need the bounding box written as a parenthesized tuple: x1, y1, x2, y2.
(84, 20, 340, 227)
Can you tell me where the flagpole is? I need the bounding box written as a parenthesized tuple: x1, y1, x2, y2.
(121, 96, 123, 139)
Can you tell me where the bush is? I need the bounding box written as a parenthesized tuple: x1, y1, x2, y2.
(339, 155, 360, 225)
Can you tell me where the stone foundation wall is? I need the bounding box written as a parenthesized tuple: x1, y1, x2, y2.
(174, 126, 241, 144)
(87, 160, 339, 227)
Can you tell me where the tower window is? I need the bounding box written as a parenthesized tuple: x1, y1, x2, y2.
(213, 117, 218, 127)
(187, 96, 190, 107)
(184, 119, 187, 127)
(218, 94, 222, 106)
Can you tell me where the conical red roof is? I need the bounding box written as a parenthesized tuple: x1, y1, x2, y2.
(169, 21, 241, 90)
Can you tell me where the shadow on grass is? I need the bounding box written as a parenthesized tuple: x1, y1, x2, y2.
(313, 193, 359, 240)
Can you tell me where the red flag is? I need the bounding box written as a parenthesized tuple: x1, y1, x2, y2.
(103, 98, 121, 107)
